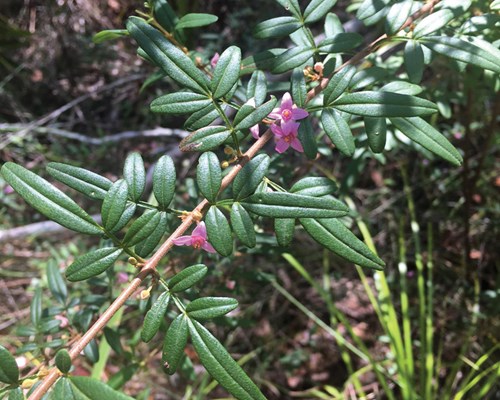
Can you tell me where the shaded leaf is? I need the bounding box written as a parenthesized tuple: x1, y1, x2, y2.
(414, 9, 455, 39)
(197, 152, 222, 203)
(142, 291, 171, 342)
(246, 70, 267, 106)
(55, 349, 72, 374)
(321, 109, 355, 156)
(290, 177, 337, 197)
(385, 0, 413, 35)
(205, 206, 233, 256)
(230, 203, 256, 248)
(291, 68, 307, 107)
(380, 81, 423, 95)
(233, 154, 270, 200)
(123, 210, 163, 247)
(153, 0, 178, 31)
(186, 297, 238, 320)
(318, 33, 363, 53)
(184, 103, 220, 131)
(275, 218, 295, 247)
(272, 46, 315, 74)
(123, 153, 145, 202)
(101, 180, 129, 233)
(30, 287, 42, 327)
(276, 0, 302, 18)
(150, 92, 212, 115)
(47, 260, 67, 305)
(323, 64, 357, 105)
(211, 46, 241, 99)
(179, 126, 231, 152)
(163, 314, 188, 374)
(298, 118, 318, 160)
(233, 97, 277, 130)
(304, 0, 337, 24)
(65, 247, 122, 282)
(168, 264, 208, 293)
(176, 13, 218, 29)
(365, 117, 387, 153)
(135, 212, 168, 258)
(254, 17, 301, 39)
(153, 155, 176, 209)
(69, 376, 134, 400)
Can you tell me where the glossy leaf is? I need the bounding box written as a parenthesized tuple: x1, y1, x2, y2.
(7, 387, 23, 400)
(390, 117, 463, 166)
(303, 0, 336, 24)
(184, 103, 220, 131)
(65, 247, 122, 282)
(321, 109, 355, 156)
(153, 0, 178, 31)
(385, 0, 413, 35)
(176, 13, 218, 29)
(211, 46, 242, 99)
(47, 260, 67, 305)
(404, 40, 425, 83)
(300, 218, 385, 269)
(254, 16, 301, 39)
(55, 349, 72, 374)
(163, 314, 188, 374)
(150, 92, 212, 115)
(272, 46, 315, 74)
(318, 33, 363, 54)
(126, 17, 209, 94)
(92, 29, 128, 44)
(142, 291, 171, 342)
(51, 377, 74, 400)
(356, 0, 391, 23)
(275, 218, 295, 247)
(188, 319, 266, 400)
(47, 162, 112, 200)
(103, 328, 124, 356)
(135, 211, 168, 257)
(69, 376, 134, 400)
(365, 117, 387, 153)
(233, 96, 277, 130)
(187, 297, 238, 320)
(205, 206, 233, 256)
(414, 9, 455, 39)
(323, 65, 357, 105)
(179, 126, 231, 152)
(30, 287, 42, 327)
(290, 177, 337, 197)
(101, 180, 129, 232)
(241, 49, 287, 73)
(123, 210, 163, 247)
(230, 203, 256, 248)
(276, 0, 302, 18)
(233, 154, 270, 200)
(0, 345, 19, 384)
(298, 118, 318, 160)
(84, 339, 99, 364)
(197, 152, 222, 203)
(1, 163, 101, 235)
(168, 264, 208, 293)
(380, 81, 423, 95)
(123, 153, 145, 202)
(242, 192, 348, 218)
(112, 202, 136, 233)
(246, 70, 267, 106)
(153, 155, 176, 209)
(291, 68, 307, 107)
(332, 91, 437, 117)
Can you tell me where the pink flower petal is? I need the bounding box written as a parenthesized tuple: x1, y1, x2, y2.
(250, 124, 260, 139)
(192, 222, 208, 239)
(210, 52, 220, 68)
(281, 92, 293, 110)
(271, 123, 284, 137)
(291, 107, 309, 120)
(202, 242, 217, 253)
(281, 121, 300, 136)
(268, 110, 282, 119)
(291, 137, 304, 152)
(275, 138, 290, 153)
(172, 236, 193, 246)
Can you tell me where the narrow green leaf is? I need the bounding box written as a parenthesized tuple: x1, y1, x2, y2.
(175, 13, 218, 29)
(188, 319, 266, 400)
(332, 91, 437, 117)
(356, 0, 391, 22)
(153, 0, 178, 31)
(85, 339, 98, 363)
(103, 328, 124, 356)
(233, 154, 270, 200)
(233, 96, 277, 130)
(254, 16, 301, 39)
(197, 152, 222, 203)
(150, 92, 212, 114)
(385, 0, 413, 35)
(414, 9, 455, 39)
(230, 203, 256, 248)
(69, 376, 134, 400)
(324, 12, 344, 36)
(272, 46, 315, 74)
(163, 314, 188, 374)
(404, 40, 425, 83)
(123, 210, 163, 247)
(323, 64, 357, 105)
(247, 70, 267, 106)
(349, 67, 388, 90)
(321, 109, 355, 156)
(0, 345, 19, 384)
(107, 365, 138, 390)
(141, 291, 171, 342)
(304, 0, 336, 24)
(126, 17, 209, 93)
(276, 0, 302, 18)
(318, 33, 363, 53)
(291, 68, 307, 107)
(298, 118, 318, 160)
(7, 387, 24, 400)
(50, 377, 74, 400)
(1, 163, 101, 235)
(242, 192, 348, 219)
(92, 29, 128, 44)
(187, 297, 238, 320)
(153, 155, 176, 209)
(365, 117, 387, 153)
(380, 81, 423, 95)
(134, 212, 168, 258)
(300, 218, 385, 269)
(290, 177, 337, 197)
(390, 117, 463, 165)
(184, 103, 220, 131)
(123, 153, 145, 202)
(55, 349, 72, 374)
(30, 286, 42, 327)
(275, 218, 295, 247)
(65, 247, 122, 282)
(168, 264, 208, 293)
(241, 49, 287, 74)
(101, 179, 129, 232)
(211, 46, 241, 99)
(179, 126, 231, 152)
(47, 260, 67, 305)
(419, 35, 500, 73)
(205, 206, 233, 256)
(112, 202, 136, 232)
(47, 163, 112, 200)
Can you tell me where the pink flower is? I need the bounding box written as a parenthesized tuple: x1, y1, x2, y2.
(250, 124, 260, 139)
(172, 222, 216, 253)
(271, 121, 303, 153)
(210, 53, 220, 69)
(269, 92, 309, 123)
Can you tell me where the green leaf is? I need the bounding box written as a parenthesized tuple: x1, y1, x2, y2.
(230, 203, 256, 248)
(365, 117, 387, 153)
(390, 117, 463, 165)
(241, 49, 287, 74)
(211, 46, 241, 99)
(30, 286, 42, 327)
(323, 64, 357, 105)
(123, 210, 163, 247)
(103, 328, 124, 356)
(84, 340, 99, 363)
(247, 70, 267, 106)
(275, 218, 295, 247)
(349, 67, 388, 90)
(47, 162, 112, 200)
(123, 153, 145, 202)
(134, 212, 168, 258)
(92, 29, 128, 44)
(153, 0, 178, 31)
(65, 247, 122, 282)
(242, 192, 348, 218)
(290, 177, 337, 197)
(291, 68, 307, 107)
(188, 319, 266, 400)
(385, 0, 413, 35)
(50, 377, 74, 400)
(126, 17, 209, 94)
(0, 345, 19, 384)
(233, 96, 277, 130)
(332, 91, 437, 117)
(187, 297, 238, 320)
(107, 365, 138, 390)
(112, 202, 136, 233)
(404, 40, 425, 84)
(1, 163, 102, 235)
(47, 260, 67, 305)
(300, 218, 385, 269)
(168, 264, 208, 293)
(318, 33, 363, 53)
(272, 46, 315, 74)
(184, 104, 220, 131)
(153, 155, 176, 209)
(419, 36, 500, 73)
(414, 9, 455, 39)
(150, 92, 212, 114)
(298, 118, 318, 160)
(276, 0, 302, 18)
(254, 16, 301, 39)
(175, 13, 218, 29)
(163, 314, 188, 375)
(321, 109, 355, 156)
(101, 179, 129, 232)
(205, 206, 233, 256)
(197, 152, 222, 203)
(69, 376, 134, 400)
(233, 154, 270, 200)
(380, 81, 423, 96)
(324, 12, 344, 36)
(304, 0, 336, 24)
(55, 349, 72, 374)
(141, 291, 171, 342)
(179, 126, 231, 152)
(7, 387, 23, 400)
(356, 0, 391, 23)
